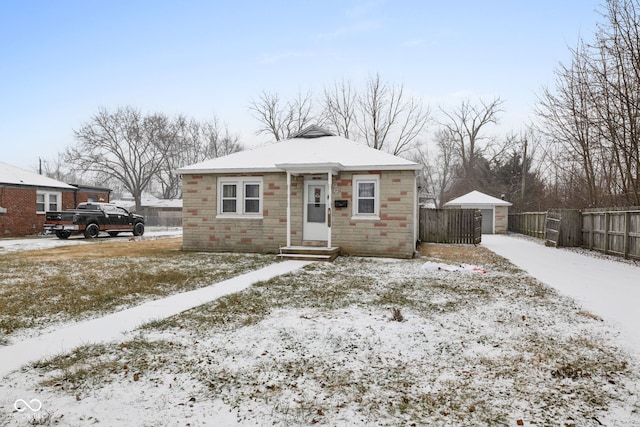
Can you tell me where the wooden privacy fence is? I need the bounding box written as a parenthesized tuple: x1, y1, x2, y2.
(419, 208, 482, 244)
(508, 212, 546, 239)
(508, 210, 582, 247)
(582, 209, 640, 260)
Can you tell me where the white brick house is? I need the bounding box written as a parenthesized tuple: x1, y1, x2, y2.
(176, 126, 421, 259)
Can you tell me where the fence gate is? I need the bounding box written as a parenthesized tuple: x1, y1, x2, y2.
(419, 208, 482, 244)
(545, 210, 562, 247)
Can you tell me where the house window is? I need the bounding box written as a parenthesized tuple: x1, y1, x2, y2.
(221, 183, 237, 213)
(352, 175, 380, 219)
(36, 191, 62, 214)
(244, 183, 261, 213)
(217, 177, 263, 217)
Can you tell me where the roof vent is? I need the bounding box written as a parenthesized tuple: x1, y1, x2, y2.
(292, 124, 336, 139)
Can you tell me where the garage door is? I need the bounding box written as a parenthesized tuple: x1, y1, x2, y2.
(481, 208, 494, 234)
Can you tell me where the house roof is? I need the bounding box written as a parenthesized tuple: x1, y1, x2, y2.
(444, 190, 512, 207)
(176, 126, 421, 174)
(112, 193, 182, 209)
(0, 161, 76, 190)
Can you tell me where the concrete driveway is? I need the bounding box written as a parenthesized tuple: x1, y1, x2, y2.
(482, 234, 640, 357)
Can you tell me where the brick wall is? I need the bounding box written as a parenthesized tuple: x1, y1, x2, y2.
(0, 186, 109, 237)
(182, 170, 417, 258)
(494, 205, 509, 234)
(331, 170, 416, 258)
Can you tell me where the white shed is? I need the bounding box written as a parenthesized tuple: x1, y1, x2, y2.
(444, 190, 512, 234)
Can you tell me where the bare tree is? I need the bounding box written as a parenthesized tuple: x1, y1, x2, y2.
(438, 97, 505, 194)
(153, 115, 242, 199)
(536, 0, 640, 207)
(249, 90, 315, 141)
(414, 129, 459, 207)
(321, 79, 358, 139)
(357, 73, 430, 155)
(67, 106, 171, 211)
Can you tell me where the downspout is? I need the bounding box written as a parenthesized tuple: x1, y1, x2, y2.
(414, 172, 418, 252)
(327, 170, 332, 248)
(286, 171, 291, 247)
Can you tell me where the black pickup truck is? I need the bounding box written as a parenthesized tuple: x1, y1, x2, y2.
(44, 202, 145, 239)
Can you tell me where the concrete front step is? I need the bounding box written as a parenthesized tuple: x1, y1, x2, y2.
(277, 246, 341, 262)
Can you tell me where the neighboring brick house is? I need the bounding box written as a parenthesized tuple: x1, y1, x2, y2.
(176, 125, 421, 259)
(0, 161, 111, 237)
(443, 190, 512, 234)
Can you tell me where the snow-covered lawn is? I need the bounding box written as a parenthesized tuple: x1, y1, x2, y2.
(0, 235, 275, 345)
(1, 244, 638, 426)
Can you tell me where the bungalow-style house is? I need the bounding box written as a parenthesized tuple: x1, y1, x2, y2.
(176, 126, 421, 259)
(443, 190, 512, 234)
(0, 161, 111, 237)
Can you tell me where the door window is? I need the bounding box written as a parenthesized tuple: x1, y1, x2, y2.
(307, 184, 326, 223)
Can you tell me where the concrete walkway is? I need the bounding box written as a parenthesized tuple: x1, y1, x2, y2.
(0, 260, 312, 378)
(482, 234, 640, 356)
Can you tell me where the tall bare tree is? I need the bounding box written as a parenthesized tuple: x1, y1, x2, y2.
(321, 79, 358, 139)
(356, 73, 430, 155)
(67, 106, 174, 211)
(537, 0, 640, 207)
(249, 90, 315, 141)
(414, 129, 459, 207)
(154, 116, 242, 199)
(438, 97, 505, 195)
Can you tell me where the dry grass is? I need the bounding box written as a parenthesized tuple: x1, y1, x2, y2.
(15, 237, 183, 261)
(0, 238, 275, 341)
(419, 242, 503, 264)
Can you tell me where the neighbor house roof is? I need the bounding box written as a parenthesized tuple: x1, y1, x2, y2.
(0, 161, 76, 190)
(176, 125, 421, 174)
(444, 190, 512, 207)
(112, 193, 182, 209)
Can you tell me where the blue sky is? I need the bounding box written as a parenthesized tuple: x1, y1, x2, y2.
(1, 0, 602, 170)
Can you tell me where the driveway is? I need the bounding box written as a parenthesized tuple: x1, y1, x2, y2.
(0, 227, 183, 254)
(482, 234, 640, 357)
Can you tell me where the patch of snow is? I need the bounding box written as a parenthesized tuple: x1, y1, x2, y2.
(422, 261, 487, 273)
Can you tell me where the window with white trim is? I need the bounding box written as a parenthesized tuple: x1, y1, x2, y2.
(352, 175, 380, 218)
(217, 177, 263, 217)
(36, 191, 62, 214)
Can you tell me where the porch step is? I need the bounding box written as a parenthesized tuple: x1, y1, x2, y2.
(277, 246, 341, 262)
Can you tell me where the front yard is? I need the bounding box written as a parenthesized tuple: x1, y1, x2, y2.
(1, 243, 639, 426)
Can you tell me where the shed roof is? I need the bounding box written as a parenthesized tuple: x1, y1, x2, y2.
(176, 126, 420, 174)
(444, 190, 512, 207)
(0, 161, 76, 190)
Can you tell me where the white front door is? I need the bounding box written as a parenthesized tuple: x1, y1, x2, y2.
(303, 181, 328, 241)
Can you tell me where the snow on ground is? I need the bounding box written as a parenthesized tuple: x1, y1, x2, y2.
(0, 260, 312, 378)
(0, 227, 183, 254)
(482, 234, 640, 357)
(1, 247, 639, 426)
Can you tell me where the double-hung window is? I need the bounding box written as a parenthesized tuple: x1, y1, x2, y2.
(218, 177, 263, 217)
(221, 183, 238, 213)
(36, 191, 62, 214)
(352, 175, 380, 219)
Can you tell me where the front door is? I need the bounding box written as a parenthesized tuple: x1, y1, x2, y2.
(303, 181, 328, 242)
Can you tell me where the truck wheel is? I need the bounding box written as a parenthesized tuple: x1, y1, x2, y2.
(133, 222, 145, 236)
(84, 223, 100, 239)
(55, 230, 71, 240)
